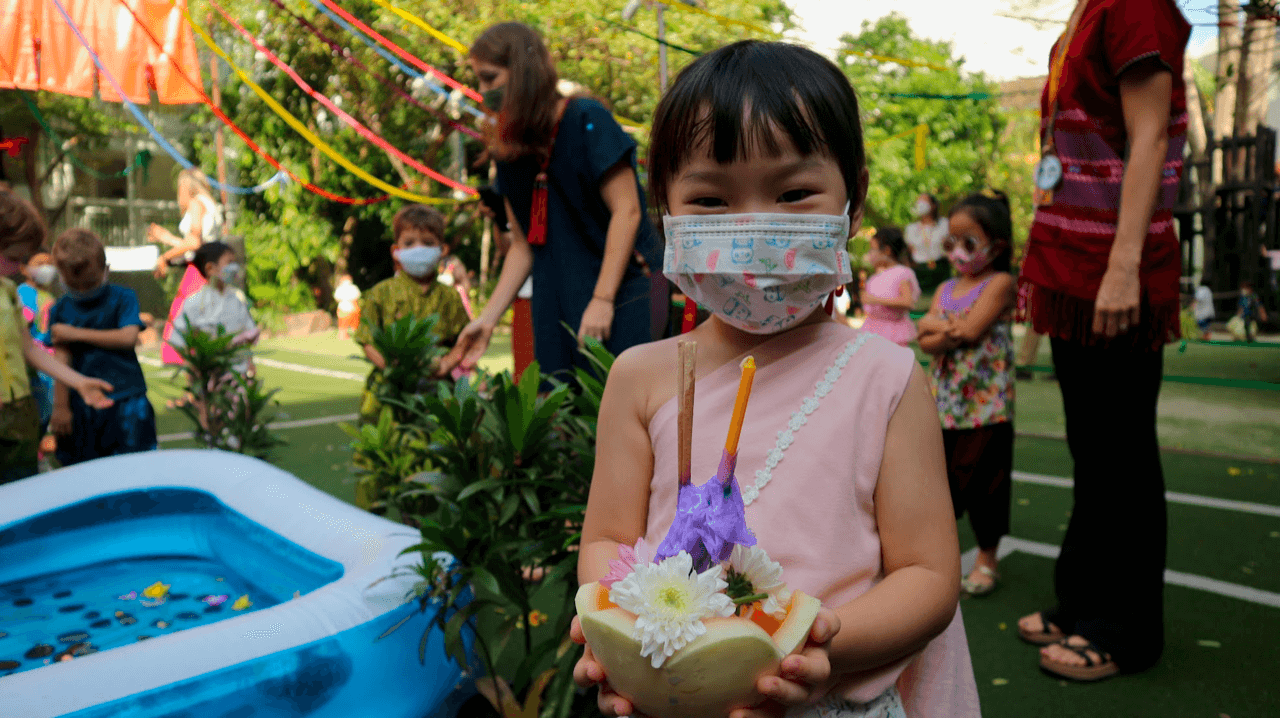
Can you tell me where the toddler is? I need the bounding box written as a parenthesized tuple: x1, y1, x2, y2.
(168, 241, 260, 369)
(355, 204, 470, 425)
(572, 40, 978, 718)
(917, 191, 1017, 599)
(860, 227, 921, 347)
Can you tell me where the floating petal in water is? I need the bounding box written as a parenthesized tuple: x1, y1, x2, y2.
(202, 594, 229, 607)
(142, 582, 170, 600)
(232, 595, 252, 611)
(118, 591, 137, 601)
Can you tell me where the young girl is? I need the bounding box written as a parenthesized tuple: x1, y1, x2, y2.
(860, 227, 921, 347)
(571, 41, 979, 718)
(916, 191, 1016, 598)
(1, 191, 115, 483)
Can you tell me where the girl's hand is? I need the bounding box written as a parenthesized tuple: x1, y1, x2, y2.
(154, 256, 170, 279)
(859, 290, 880, 307)
(730, 607, 841, 718)
(579, 297, 614, 344)
(570, 616, 649, 717)
(1093, 263, 1140, 337)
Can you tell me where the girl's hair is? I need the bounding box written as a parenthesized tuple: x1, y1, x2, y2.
(0, 190, 46, 252)
(177, 168, 214, 200)
(193, 241, 235, 279)
(923, 193, 940, 220)
(949, 190, 1013, 273)
(470, 23, 562, 161)
(872, 226, 907, 263)
(647, 41, 866, 216)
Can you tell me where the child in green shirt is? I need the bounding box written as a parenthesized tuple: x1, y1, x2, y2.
(355, 204, 469, 425)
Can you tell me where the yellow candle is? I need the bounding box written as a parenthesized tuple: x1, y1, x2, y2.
(723, 357, 756, 455)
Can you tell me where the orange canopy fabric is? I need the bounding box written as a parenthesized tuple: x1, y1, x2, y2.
(0, 0, 203, 104)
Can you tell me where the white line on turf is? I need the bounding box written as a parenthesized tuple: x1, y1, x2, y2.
(138, 354, 364, 382)
(1013, 471, 1280, 519)
(961, 538, 1280, 609)
(156, 413, 358, 443)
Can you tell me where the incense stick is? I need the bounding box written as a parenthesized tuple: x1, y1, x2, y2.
(677, 340, 696, 487)
(723, 356, 756, 458)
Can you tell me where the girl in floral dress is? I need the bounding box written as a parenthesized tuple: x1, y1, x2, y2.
(917, 191, 1016, 599)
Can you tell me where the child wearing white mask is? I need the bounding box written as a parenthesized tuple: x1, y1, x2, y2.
(905, 194, 949, 291)
(168, 241, 260, 372)
(354, 204, 469, 428)
(572, 40, 978, 718)
(917, 190, 1017, 600)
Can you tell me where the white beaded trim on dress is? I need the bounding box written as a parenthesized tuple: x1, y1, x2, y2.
(743, 332, 873, 507)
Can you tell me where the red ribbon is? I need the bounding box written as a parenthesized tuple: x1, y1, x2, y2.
(211, 0, 476, 197)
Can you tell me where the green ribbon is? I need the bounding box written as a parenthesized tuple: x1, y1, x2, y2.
(16, 87, 149, 180)
(595, 15, 704, 56)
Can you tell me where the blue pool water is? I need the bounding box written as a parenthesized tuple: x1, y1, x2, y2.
(0, 488, 344, 679)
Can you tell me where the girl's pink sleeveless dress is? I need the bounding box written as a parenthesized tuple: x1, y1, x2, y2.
(645, 321, 979, 717)
(861, 265, 921, 347)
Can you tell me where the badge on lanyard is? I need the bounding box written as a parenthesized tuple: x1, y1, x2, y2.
(1036, 2, 1087, 209)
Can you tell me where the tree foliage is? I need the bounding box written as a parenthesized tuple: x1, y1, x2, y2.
(838, 12, 1037, 257)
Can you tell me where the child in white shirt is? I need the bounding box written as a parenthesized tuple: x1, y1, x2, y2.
(168, 242, 259, 371)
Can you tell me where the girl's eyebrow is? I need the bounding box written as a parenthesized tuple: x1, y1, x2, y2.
(677, 157, 825, 185)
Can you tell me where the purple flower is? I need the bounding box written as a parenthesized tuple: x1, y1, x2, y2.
(656, 450, 756, 571)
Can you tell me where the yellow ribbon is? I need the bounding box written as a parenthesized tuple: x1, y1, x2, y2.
(181, 5, 461, 205)
(657, 0, 777, 36)
(367, 0, 470, 55)
(914, 124, 928, 171)
(866, 124, 927, 148)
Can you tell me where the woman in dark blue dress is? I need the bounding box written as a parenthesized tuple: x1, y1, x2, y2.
(455, 22, 659, 380)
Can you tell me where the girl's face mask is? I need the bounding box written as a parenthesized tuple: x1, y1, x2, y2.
(663, 204, 853, 334)
(943, 233, 1001, 275)
(913, 200, 931, 218)
(482, 85, 505, 113)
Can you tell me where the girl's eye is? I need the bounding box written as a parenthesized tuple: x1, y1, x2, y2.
(689, 197, 726, 208)
(778, 189, 816, 203)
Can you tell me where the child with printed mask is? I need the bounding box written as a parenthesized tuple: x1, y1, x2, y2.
(1, 194, 114, 483)
(917, 191, 1017, 599)
(859, 227, 921, 347)
(571, 40, 978, 718)
(168, 241, 260, 372)
(47, 228, 156, 467)
(355, 204, 470, 428)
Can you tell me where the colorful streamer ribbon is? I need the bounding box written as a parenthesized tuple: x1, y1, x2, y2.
(114, 0, 391, 205)
(265, 0, 479, 140)
(367, 0, 469, 55)
(309, 0, 483, 104)
(181, 4, 459, 204)
(210, 0, 475, 196)
(47, 0, 289, 195)
(657, 0, 777, 36)
(302, 0, 484, 120)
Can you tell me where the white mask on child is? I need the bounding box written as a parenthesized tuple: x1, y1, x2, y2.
(396, 246, 442, 278)
(32, 264, 59, 286)
(663, 204, 853, 334)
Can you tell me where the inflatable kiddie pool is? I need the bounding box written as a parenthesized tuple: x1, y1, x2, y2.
(0, 450, 475, 718)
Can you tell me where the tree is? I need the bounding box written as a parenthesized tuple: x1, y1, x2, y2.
(837, 13, 1033, 250)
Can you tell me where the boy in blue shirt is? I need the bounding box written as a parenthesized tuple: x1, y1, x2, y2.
(48, 228, 157, 465)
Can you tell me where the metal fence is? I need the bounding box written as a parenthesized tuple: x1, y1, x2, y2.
(54, 196, 184, 248)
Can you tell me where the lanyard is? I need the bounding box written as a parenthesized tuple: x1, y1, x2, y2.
(1043, 1, 1089, 154)
(525, 101, 567, 247)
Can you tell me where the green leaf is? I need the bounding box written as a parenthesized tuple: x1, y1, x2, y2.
(469, 566, 502, 597)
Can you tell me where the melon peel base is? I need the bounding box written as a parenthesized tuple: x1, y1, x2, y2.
(576, 581, 821, 718)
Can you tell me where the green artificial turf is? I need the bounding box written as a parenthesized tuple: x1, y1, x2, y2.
(122, 331, 1280, 718)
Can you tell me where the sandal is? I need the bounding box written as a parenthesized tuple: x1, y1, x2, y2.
(961, 565, 1000, 597)
(1039, 638, 1119, 682)
(1017, 612, 1066, 646)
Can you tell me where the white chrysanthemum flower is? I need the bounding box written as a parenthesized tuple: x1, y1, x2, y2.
(730, 544, 791, 620)
(609, 551, 735, 668)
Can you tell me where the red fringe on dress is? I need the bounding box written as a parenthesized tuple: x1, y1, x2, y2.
(1017, 278, 1180, 353)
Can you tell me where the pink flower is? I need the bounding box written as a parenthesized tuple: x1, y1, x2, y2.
(600, 538, 656, 589)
